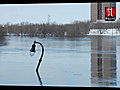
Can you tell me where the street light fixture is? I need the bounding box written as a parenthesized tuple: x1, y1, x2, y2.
(30, 40, 44, 71)
(30, 42, 36, 56)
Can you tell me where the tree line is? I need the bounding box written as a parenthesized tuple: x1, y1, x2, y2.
(0, 20, 90, 37)
(1, 20, 120, 38)
(0, 26, 7, 46)
(90, 21, 120, 29)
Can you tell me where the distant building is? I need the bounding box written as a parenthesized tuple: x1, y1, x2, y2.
(91, 2, 116, 22)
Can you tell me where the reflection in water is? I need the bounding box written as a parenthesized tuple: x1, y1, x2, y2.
(36, 70, 43, 86)
(1, 36, 119, 86)
(0, 36, 8, 46)
(91, 36, 117, 86)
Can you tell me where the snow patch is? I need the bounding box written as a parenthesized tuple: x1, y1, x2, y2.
(87, 29, 120, 36)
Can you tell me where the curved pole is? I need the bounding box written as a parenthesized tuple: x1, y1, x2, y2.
(34, 41, 44, 71)
(36, 70, 43, 86)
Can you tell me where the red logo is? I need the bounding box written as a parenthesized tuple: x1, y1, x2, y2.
(105, 7, 116, 21)
(105, 7, 116, 17)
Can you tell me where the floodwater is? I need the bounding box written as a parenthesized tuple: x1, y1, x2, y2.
(0, 35, 120, 87)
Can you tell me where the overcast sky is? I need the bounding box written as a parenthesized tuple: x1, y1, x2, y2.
(0, 3, 119, 24)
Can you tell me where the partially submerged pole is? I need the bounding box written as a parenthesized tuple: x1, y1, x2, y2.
(30, 40, 44, 71)
(34, 41, 44, 71)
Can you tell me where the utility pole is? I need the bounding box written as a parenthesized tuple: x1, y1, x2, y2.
(48, 14, 51, 24)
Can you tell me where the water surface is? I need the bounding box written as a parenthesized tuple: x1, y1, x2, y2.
(0, 36, 120, 87)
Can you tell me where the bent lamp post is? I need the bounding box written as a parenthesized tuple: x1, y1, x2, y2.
(30, 40, 44, 71)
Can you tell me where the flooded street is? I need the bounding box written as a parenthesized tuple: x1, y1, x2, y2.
(0, 36, 120, 87)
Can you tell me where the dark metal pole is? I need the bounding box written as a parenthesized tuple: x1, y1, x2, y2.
(36, 70, 43, 86)
(34, 41, 44, 71)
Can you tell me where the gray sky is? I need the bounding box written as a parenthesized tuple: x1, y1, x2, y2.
(0, 3, 119, 24)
